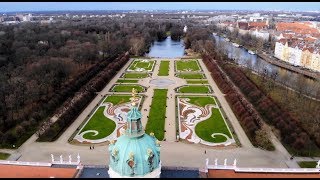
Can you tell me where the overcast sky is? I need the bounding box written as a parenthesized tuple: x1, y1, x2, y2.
(0, 2, 320, 12)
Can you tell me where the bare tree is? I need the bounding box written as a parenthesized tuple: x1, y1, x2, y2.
(129, 37, 145, 56)
(255, 127, 274, 150)
(35, 118, 52, 138)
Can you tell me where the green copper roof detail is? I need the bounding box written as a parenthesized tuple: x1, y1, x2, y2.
(127, 106, 142, 121)
(125, 105, 144, 137)
(108, 134, 161, 176)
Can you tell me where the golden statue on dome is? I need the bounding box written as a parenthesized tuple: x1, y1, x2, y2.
(131, 88, 138, 106)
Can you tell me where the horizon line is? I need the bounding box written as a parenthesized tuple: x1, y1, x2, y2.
(0, 9, 315, 14)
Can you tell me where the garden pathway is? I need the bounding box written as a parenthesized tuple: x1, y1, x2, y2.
(15, 140, 290, 169)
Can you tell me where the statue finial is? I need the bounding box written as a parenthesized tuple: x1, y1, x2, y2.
(112, 148, 119, 156)
(129, 152, 135, 160)
(132, 88, 136, 98)
(110, 140, 115, 145)
(131, 88, 137, 106)
(132, 101, 136, 107)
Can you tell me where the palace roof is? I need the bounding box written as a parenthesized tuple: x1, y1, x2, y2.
(0, 163, 78, 178)
(208, 169, 320, 178)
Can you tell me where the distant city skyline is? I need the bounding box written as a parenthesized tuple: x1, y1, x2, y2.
(0, 2, 320, 13)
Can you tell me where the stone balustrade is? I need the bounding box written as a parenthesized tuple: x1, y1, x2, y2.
(205, 158, 320, 173)
(0, 160, 51, 167)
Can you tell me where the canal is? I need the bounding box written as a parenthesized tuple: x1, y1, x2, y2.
(146, 36, 185, 58)
(212, 34, 320, 98)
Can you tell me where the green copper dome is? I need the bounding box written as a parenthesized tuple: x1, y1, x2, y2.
(108, 133, 161, 177)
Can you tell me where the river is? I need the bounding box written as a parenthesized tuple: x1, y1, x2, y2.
(212, 34, 320, 98)
(146, 36, 185, 58)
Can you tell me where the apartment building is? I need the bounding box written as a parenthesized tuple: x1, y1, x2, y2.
(274, 38, 320, 72)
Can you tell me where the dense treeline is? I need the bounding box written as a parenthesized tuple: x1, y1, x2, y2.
(209, 24, 275, 53)
(184, 26, 214, 53)
(0, 17, 183, 147)
(221, 62, 311, 151)
(246, 71, 320, 151)
(170, 26, 184, 41)
(202, 54, 274, 150)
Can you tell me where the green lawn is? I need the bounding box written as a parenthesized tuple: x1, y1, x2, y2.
(195, 108, 232, 143)
(0, 152, 10, 160)
(178, 85, 211, 93)
(116, 79, 139, 83)
(284, 142, 320, 157)
(176, 73, 205, 79)
(176, 60, 201, 72)
(158, 61, 170, 76)
(128, 60, 155, 71)
(123, 73, 149, 79)
(180, 96, 216, 107)
(80, 107, 116, 140)
(145, 89, 168, 140)
(103, 95, 134, 104)
(298, 161, 317, 168)
(111, 84, 145, 92)
(186, 80, 209, 84)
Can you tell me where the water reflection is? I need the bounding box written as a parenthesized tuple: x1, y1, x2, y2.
(146, 36, 185, 58)
(212, 34, 320, 97)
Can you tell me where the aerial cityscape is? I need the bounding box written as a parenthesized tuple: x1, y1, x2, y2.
(0, 2, 320, 178)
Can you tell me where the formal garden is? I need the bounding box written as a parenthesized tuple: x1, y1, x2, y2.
(127, 59, 155, 72)
(186, 80, 209, 84)
(78, 106, 116, 140)
(122, 72, 150, 79)
(177, 96, 235, 146)
(158, 60, 170, 76)
(145, 89, 168, 141)
(176, 73, 206, 79)
(70, 57, 239, 147)
(72, 95, 143, 143)
(116, 79, 139, 83)
(110, 84, 146, 93)
(176, 85, 212, 94)
(175, 59, 201, 72)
